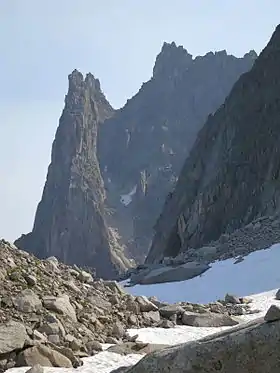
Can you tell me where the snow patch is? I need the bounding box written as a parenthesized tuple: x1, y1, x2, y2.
(120, 185, 137, 206)
(6, 352, 142, 373)
(127, 288, 280, 345)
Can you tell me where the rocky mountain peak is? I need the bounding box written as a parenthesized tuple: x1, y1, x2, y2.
(66, 70, 113, 121)
(98, 44, 256, 263)
(146, 24, 280, 264)
(152, 41, 193, 79)
(15, 70, 131, 279)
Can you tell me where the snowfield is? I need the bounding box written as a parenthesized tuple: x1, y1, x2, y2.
(7, 243, 280, 373)
(124, 243, 280, 304)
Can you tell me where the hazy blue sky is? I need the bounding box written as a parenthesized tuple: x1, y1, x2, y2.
(0, 1, 279, 241)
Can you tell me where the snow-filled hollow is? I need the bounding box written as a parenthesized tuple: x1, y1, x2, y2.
(120, 185, 137, 206)
(123, 243, 280, 304)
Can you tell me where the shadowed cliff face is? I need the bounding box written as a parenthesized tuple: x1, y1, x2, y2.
(147, 25, 280, 264)
(15, 70, 132, 279)
(98, 42, 257, 262)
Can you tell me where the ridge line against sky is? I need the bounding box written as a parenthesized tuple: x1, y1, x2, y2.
(0, 0, 279, 240)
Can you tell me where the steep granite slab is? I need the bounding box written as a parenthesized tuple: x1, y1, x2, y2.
(15, 70, 131, 279)
(147, 25, 280, 264)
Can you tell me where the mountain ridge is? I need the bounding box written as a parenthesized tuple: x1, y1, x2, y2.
(146, 24, 280, 264)
(98, 43, 257, 261)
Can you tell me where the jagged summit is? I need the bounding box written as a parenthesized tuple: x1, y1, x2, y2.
(15, 70, 131, 279)
(146, 24, 280, 264)
(67, 69, 114, 120)
(153, 43, 257, 81)
(153, 42, 193, 78)
(98, 43, 256, 262)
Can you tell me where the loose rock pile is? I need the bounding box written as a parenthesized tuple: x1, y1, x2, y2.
(0, 240, 260, 371)
(158, 214, 280, 267)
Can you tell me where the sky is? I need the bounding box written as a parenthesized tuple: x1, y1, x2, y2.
(0, 1, 279, 241)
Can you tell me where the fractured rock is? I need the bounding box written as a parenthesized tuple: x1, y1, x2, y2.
(16, 344, 72, 368)
(42, 295, 77, 322)
(136, 296, 158, 312)
(0, 321, 28, 354)
(13, 289, 42, 313)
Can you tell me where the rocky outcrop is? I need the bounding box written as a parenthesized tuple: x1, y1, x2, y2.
(0, 240, 260, 370)
(147, 25, 280, 264)
(98, 42, 257, 261)
(15, 70, 132, 279)
(125, 306, 280, 373)
(126, 261, 210, 285)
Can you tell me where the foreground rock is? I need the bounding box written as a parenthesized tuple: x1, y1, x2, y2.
(126, 306, 280, 373)
(0, 240, 261, 370)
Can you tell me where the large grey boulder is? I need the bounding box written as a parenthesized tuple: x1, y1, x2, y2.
(16, 344, 72, 368)
(159, 305, 185, 318)
(126, 316, 280, 373)
(0, 321, 28, 354)
(42, 294, 77, 322)
(181, 311, 239, 327)
(136, 296, 158, 312)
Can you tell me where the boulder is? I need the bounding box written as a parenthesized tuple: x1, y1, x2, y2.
(38, 314, 65, 337)
(0, 321, 28, 354)
(225, 293, 241, 304)
(48, 343, 82, 367)
(24, 274, 37, 286)
(181, 311, 239, 327)
(42, 295, 77, 322)
(126, 318, 280, 373)
(78, 270, 93, 283)
(136, 296, 158, 312)
(86, 341, 103, 354)
(16, 344, 72, 368)
(159, 305, 184, 318)
(112, 322, 125, 339)
(103, 280, 126, 295)
(143, 311, 161, 324)
(264, 305, 280, 322)
(275, 289, 280, 300)
(13, 289, 42, 313)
